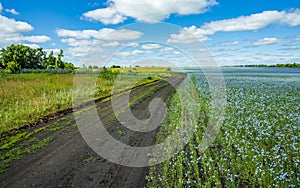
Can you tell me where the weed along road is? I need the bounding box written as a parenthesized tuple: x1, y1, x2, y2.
(0, 74, 185, 187)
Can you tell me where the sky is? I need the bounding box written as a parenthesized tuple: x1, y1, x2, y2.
(0, 0, 300, 66)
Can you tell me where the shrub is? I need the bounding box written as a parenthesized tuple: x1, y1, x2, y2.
(7, 61, 21, 73)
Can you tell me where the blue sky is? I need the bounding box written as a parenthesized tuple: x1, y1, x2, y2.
(0, 0, 299, 66)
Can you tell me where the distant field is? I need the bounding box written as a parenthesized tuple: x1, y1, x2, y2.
(0, 67, 171, 133)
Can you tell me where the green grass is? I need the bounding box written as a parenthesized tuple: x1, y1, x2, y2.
(117, 130, 126, 136)
(0, 67, 172, 133)
(83, 156, 97, 163)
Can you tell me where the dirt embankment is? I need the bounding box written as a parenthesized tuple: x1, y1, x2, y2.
(0, 75, 185, 188)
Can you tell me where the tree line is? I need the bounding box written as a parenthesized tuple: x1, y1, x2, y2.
(0, 44, 75, 73)
(234, 63, 300, 68)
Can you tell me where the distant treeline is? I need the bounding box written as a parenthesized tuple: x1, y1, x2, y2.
(0, 44, 76, 73)
(233, 63, 300, 68)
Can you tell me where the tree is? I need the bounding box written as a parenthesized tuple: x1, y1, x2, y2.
(275, 63, 300, 68)
(111, 65, 121, 68)
(55, 49, 64, 69)
(34, 48, 46, 69)
(7, 61, 21, 73)
(64, 63, 75, 70)
(46, 51, 56, 69)
(0, 44, 76, 72)
(0, 44, 43, 69)
(0, 45, 26, 68)
(102, 66, 108, 72)
(0, 48, 6, 69)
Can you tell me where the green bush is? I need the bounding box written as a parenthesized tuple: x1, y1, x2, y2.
(7, 61, 21, 73)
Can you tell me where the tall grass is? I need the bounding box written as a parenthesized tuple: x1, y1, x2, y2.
(0, 67, 171, 133)
(0, 73, 73, 132)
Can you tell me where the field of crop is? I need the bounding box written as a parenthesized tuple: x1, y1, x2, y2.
(147, 68, 300, 187)
(0, 67, 171, 133)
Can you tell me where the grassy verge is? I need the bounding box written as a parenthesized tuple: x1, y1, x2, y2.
(0, 67, 173, 133)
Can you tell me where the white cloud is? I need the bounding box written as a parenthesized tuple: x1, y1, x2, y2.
(251, 38, 281, 46)
(141, 43, 162, 49)
(22, 43, 40, 48)
(60, 37, 138, 60)
(4, 35, 51, 43)
(117, 51, 131, 56)
(132, 49, 144, 55)
(278, 46, 300, 51)
(162, 51, 183, 58)
(296, 36, 300, 41)
(168, 26, 210, 43)
(61, 38, 92, 47)
(169, 9, 300, 43)
(0, 5, 50, 47)
(19, 36, 50, 43)
(215, 53, 299, 66)
(82, 0, 217, 24)
(161, 47, 174, 51)
(0, 15, 33, 33)
(214, 41, 240, 46)
(102, 41, 139, 47)
(66, 46, 104, 58)
(0, 14, 50, 47)
(44, 48, 61, 56)
(57, 28, 142, 59)
(82, 7, 126, 25)
(281, 8, 300, 26)
(5, 8, 19, 15)
(123, 42, 139, 47)
(56, 29, 89, 39)
(95, 28, 143, 40)
(66, 47, 88, 57)
(60, 38, 103, 57)
(117, 49, 144, 56)
(216, 48, 237, 52)
(102, 41, 120, 47)
(0, 3, 19, 15)
(56, 28, 143, 40)
(199, 48, 207, 52)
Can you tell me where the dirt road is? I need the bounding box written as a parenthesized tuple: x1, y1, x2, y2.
(0, 75, 185, 188)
